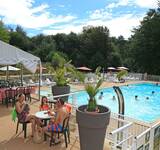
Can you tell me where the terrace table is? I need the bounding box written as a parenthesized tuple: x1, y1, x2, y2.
(0, 86, 36, 102)
(0, 88, 6, 102)
(35, 110, 54, 125)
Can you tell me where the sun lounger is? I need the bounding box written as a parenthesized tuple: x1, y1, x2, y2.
(44, 78, 56, 86)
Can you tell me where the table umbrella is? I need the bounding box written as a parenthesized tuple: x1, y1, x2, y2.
(77, 66, 92, 71)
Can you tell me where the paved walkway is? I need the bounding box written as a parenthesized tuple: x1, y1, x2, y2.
(0, 100, 110, 150)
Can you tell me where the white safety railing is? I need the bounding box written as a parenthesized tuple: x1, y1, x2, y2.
(43, 91, 159, 150)
(109, 122, 134, 150)
(133, 121, 160, 150)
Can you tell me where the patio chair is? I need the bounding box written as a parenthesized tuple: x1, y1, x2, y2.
(45, 113, 71, 148)
(5, 88, 16, 107)
(16, 115, 30, 138)
(29, 79, 35, 84)
(45, 78, 55, 85)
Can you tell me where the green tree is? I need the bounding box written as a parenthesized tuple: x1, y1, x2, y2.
(79, 26, 113, 69)
(31, 34, 57, 62)
(0, 21, 10, 43)
(129, 8, 160, 74)
(9, 26, 32, 51)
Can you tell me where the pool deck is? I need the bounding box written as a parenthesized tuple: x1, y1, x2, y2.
(0, 80, 159, 150)
(0, 99, 110, 150)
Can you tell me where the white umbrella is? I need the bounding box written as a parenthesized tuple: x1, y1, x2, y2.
(117, 66, 129, 70)
(0, 66, 20, 71)
(107, 67, 116, 70)
(77, 66, 92, 71)
(0, 66, 20, 81)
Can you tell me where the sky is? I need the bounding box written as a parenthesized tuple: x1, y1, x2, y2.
(0, 0, 158, 38)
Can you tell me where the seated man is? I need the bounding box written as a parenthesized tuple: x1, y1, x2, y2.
(44, 99, 69, 134)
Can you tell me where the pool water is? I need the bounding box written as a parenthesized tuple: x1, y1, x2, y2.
(68, 83, 160, 123)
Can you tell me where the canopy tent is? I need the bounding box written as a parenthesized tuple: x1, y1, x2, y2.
(0, 66, 20, 71)
(0, 40, 40, 73)
(77, 66, 92, 71)
(0, 40, 41, 100)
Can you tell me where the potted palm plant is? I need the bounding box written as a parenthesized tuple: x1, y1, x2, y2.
(76, 67, 111, 150)
(47, 52, 84, 101)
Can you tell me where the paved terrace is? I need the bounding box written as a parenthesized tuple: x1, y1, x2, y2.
(0, 81, 155, 150)
(0, 100, 111, 150)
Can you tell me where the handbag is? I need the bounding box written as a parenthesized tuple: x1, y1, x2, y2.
(11, 107, 17, 122)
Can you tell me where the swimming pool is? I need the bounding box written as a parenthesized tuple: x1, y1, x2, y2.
(68, 83, 160, 123)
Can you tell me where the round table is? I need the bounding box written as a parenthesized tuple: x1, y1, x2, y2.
(35, 111, 52, 120)
(35, 110, 55, 141)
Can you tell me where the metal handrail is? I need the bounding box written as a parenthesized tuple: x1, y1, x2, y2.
(110, 122, 133, 135)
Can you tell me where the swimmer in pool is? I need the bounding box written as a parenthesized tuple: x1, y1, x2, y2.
(99, 92, 103, 100)
(152, 91, 155, 94)
(112, 96, 116, 100)
(135, 95, 138, 100)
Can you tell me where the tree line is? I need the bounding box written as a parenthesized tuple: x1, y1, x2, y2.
(0, 8, 160, 75)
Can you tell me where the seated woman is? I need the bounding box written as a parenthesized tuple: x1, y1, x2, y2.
(39, 96, 49, 111)
(64, 103, 72, 113)
(15, 94, 42, 137)
(43, 99, 69, 135)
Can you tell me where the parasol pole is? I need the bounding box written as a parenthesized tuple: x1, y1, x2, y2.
(20, 64, 23, 86)
(6, 65, 9, 81)
(38, 61, 42, 101)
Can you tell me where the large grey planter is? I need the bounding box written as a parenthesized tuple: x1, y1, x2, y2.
(51, 85, 70, 102)
(76, 105, 111, 150)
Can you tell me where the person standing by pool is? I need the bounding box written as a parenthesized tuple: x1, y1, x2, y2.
(98, 92, 103, 100)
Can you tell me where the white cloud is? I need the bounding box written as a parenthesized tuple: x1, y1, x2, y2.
(118, 0, 130, 6)
(89, 9, 112, 20)
(106, 0, 131, 9)
(43, 24, 83, 35)
(86, 14, 142, 38)
(134, 0, 158, 8)
(105, 14, 142, 38)
(0, 0, 76, 29)
(106, 0, 157, 9)
(43, 13, 143, 39)
(0, 0, 150, 38)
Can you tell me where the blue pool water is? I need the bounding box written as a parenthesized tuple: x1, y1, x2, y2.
(68, 83, 160, 123)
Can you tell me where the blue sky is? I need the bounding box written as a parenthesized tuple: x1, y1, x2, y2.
(0, 0, 158, 38)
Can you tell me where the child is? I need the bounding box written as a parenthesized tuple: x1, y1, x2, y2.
(39, 96, 49, 111)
